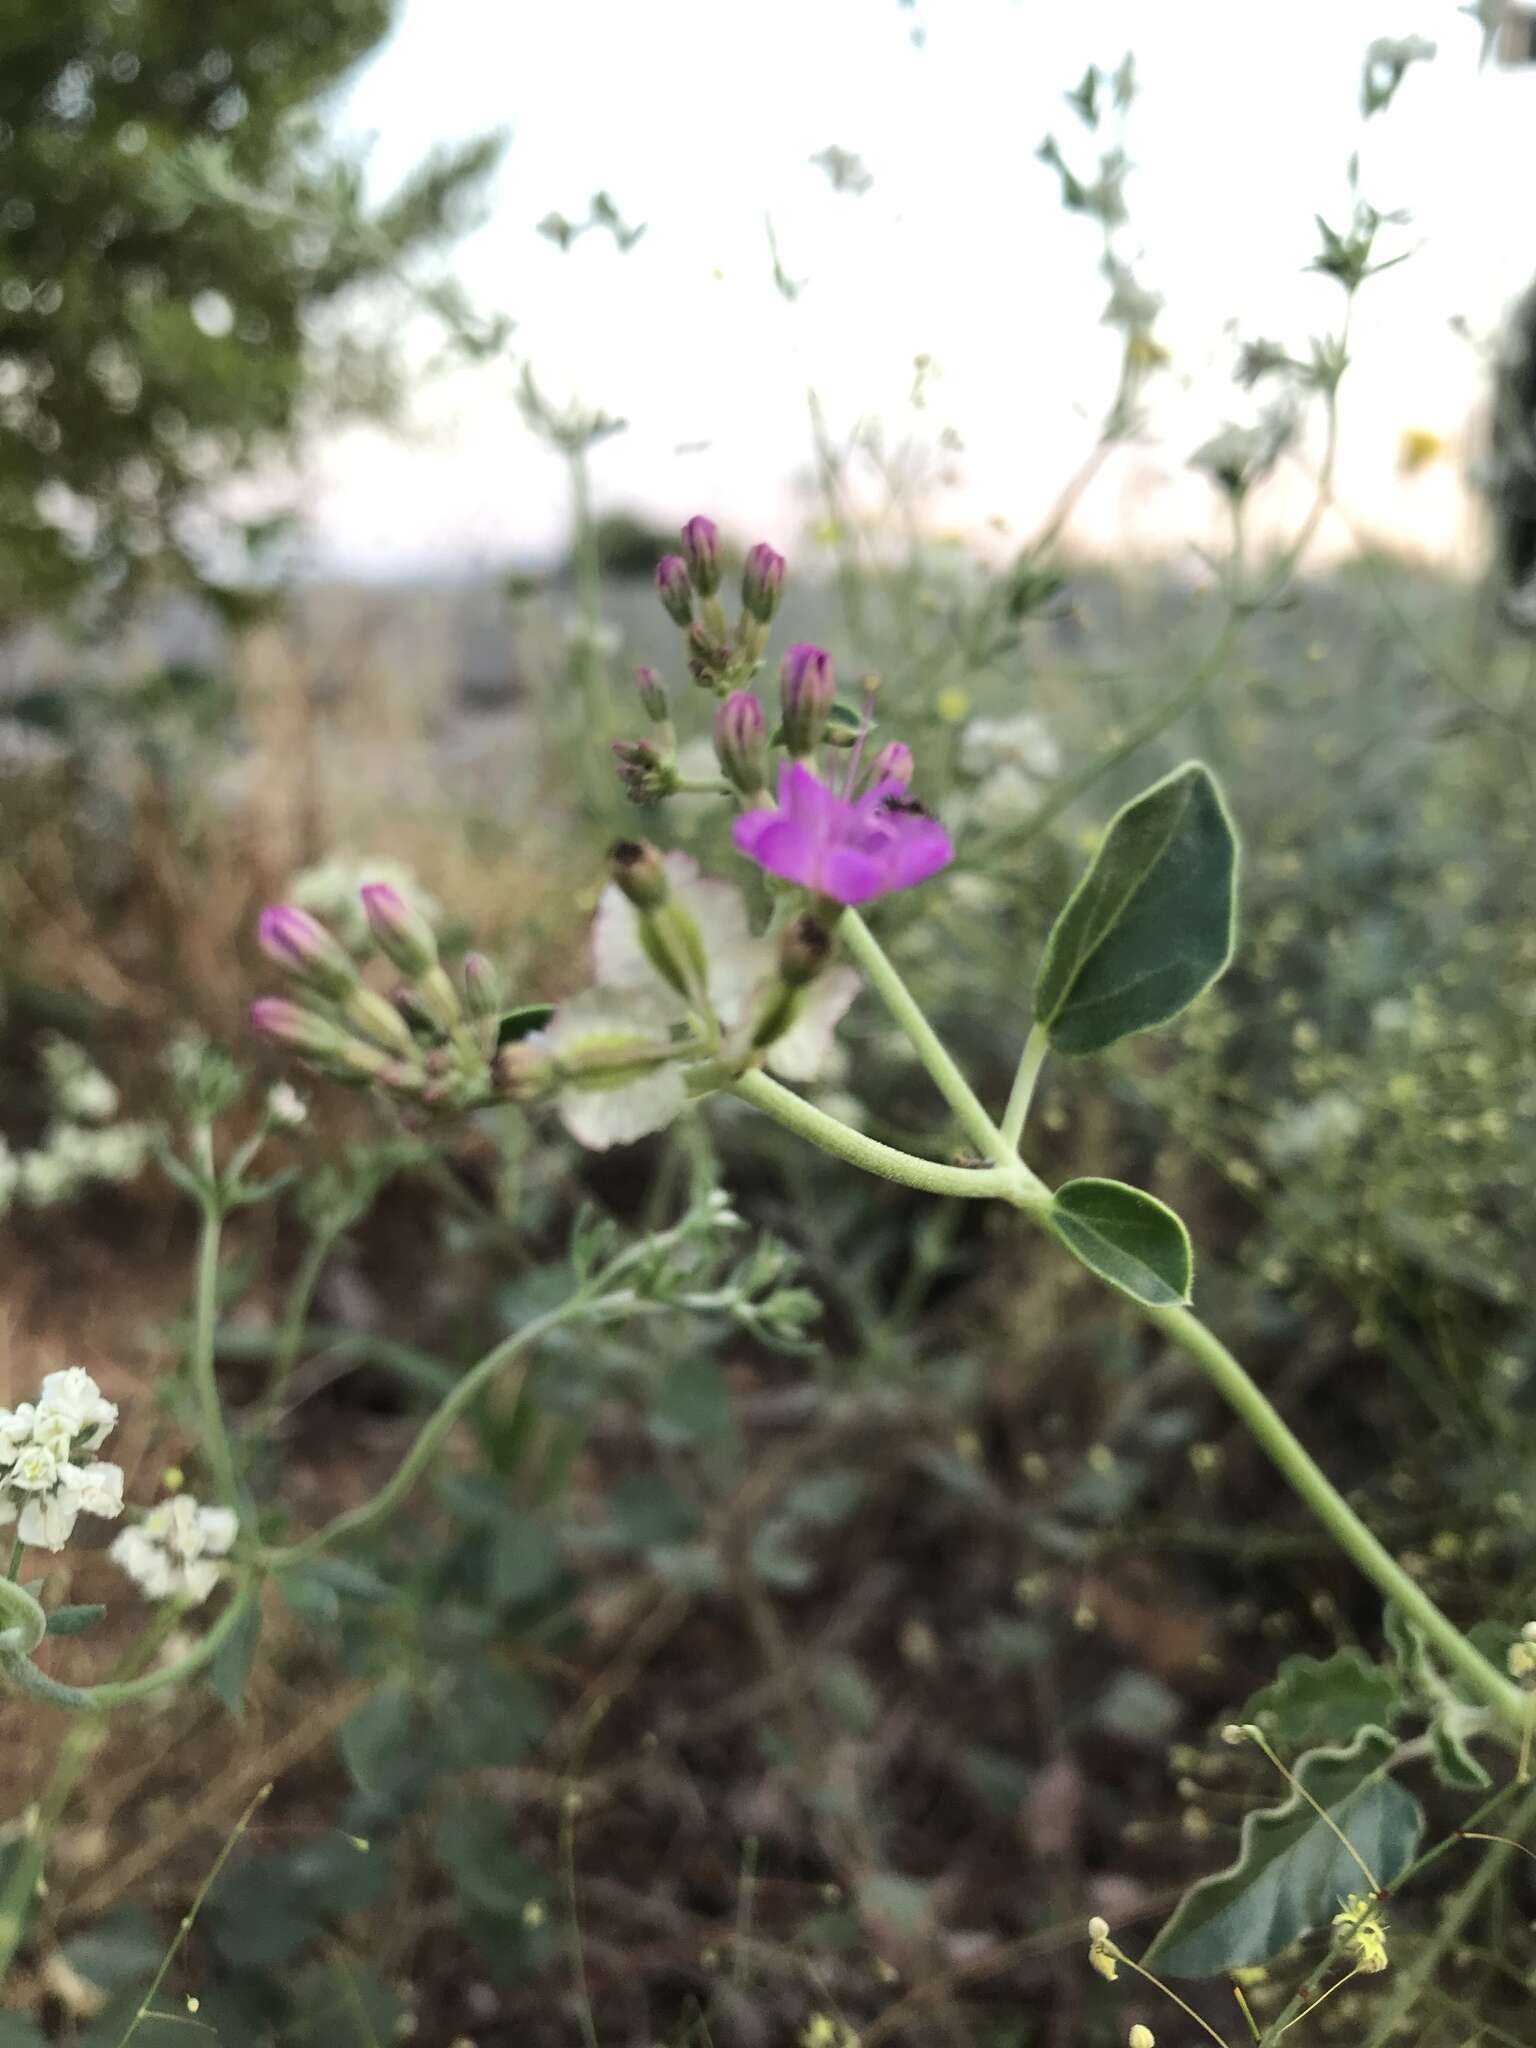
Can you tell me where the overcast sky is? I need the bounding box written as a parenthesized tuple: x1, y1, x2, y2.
(306, 0, 1536, 575)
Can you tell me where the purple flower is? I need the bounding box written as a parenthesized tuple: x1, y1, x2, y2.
(741, 542, 786, 623)
(733, 763, 953, 907)
(360, 882, 439, 977)
(680, 515, 721, 595)
(654, 554, 694, 627)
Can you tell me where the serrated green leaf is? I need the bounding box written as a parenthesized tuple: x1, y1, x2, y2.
(44, 1602, 108, 1636)
(1245, 1648, 1401, 1750)
(1034, 761, 1237, 1054)
(1383, 1602, 1432, 1695)
(1147, 1726, 1422, 1977)
(1429, 1707, 1492, 1790)
(1049, 1177, 1193, 1306)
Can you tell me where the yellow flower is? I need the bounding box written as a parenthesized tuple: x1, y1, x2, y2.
(1332, 1893, 1389, 1973)
(1398, 427, 1445, 476)
(935, 686, 971, 724)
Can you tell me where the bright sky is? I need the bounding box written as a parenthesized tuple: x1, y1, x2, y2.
(308, 0, 1535, 575)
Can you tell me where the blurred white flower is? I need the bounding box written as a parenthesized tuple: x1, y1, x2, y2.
(970, 763, 1050, 831)
(958, 712, 1060, 783)
(39, 1035, 119, 1123)
(38, 1367, 118, 1449)
(112, 1493, 238, 1604)
(538, 988, 691, 1152)
(1261, 1090, 1365, 1165)
(266, 1081, 308, 1130)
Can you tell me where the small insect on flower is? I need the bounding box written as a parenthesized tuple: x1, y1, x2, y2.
(733, 762, 954, 907)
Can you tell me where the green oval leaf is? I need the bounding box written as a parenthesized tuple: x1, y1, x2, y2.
(1147, 1726, 1423, 1977)
(1050, 1177, 1193, 1306)
(1244, 1648, 1401, 1750)
(1034, 761, 1237, 1055)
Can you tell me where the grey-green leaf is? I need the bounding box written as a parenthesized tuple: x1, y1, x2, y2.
(1147, 1726, 1422, 1977)
(1034, 761, 1237, 1054)
(1428, 1707, 1492, 1790)
(1050, 1177, 1193, 1306)
(1245, 1648, 1401, 1750)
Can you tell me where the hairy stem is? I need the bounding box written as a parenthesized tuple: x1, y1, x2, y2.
(188, 1133, 241, 1515)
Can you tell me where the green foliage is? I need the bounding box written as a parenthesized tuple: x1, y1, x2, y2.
(1243, 1648, 1402, 1749)
(1048, 1176, 1193, 1306)
(1148, 1726, 1423, 1976)
(0, 0, 501, 614)
(1033, 763, 1237, 1055)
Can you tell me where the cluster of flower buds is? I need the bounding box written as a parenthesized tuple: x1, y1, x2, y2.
(251, 890, 508, 1114)
(111, 1492, 238, 1605)
(256, 521, 957, 1153)
(0, 1368, 124, 1552)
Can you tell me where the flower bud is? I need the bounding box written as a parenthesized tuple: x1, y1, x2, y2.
(360, 883, 438, 978)
(257, 905, 357, 997)
(778, 912, 833, 987)
(681, 515, 721, 596)
(685, 622, 732, 691)
(634, 665, 669, 723)
(1087, 1918, 1110, 1944)
(250, 999, 347, 1059)
(779, 642, 836, 757)
(607, 839, 670, 911)
(1128, 2028, 1155, 2048)
(613, 738, 676, 804)
(742, 542, 786, 624)
(460, 952, 505, 1021)
(714, 690, 768, 796)
(654, 554, 694, 628)
(873, 740, 914, 789)
(340, 982, 424, 1057)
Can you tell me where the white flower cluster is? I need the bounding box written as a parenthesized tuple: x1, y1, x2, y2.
(110, 1494, 238, 1604)
(0, 1036, 153, 1217)
(0, 1367, 124, 1551)
(951, 712, 1062, 832)
(265, 1081, 308, 1130)
(289, 855, 441, 958)
(536, 853, 860, 1151)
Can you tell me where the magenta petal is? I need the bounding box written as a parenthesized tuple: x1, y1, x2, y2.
(821, 846, 887, 905)
(888, 818, 954, 890)
(733, 811, 821, 890)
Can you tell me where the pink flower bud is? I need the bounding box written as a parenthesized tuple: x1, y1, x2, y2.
(779, 642, 836, 757)
(714, 690, 768, 795)
(742, 542, 786, 624)
(257, 905, 357, 996)
(634, 664, 668, 722)
(873, 740, 914, 789)
(360, 882, 438, 978)
(680, 515, 721, 596)
(249, 999, 345, 1058)
(654, 554, 694, 628)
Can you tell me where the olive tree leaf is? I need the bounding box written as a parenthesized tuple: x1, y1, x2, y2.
(1244, 1649, 1402, 1750)
(1034, 762, 1238, 1054)
(1146, 1726, 1423, 1977)
(1049, 1178, 1193, 1306)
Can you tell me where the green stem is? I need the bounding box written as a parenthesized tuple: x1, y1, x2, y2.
(999, 1021, 1050, 1152)
(0, 1580, 256, 1713)
(731, 1069, 1037, 1205)
(793, 914, 1525, 1735)
(188, 1135, 241, 1517)
(6, 1537, 21, 1582)
(263, 1293, 592, 1569)
(0, 1605, 186, 1979)
(266, 1226, 339, 1410)
(839, 909, 1045, 1190)
(1150, 1303, 1525, 1730)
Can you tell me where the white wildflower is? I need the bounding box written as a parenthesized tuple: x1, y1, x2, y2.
(18, 1489, 83, 1551)
(265, 1081, 308, 1129)
(537, 989, 690, 1153)
(38, 1367, 118, 1450)
(1261, 1091, 1364, 1166)
(68, 1461, 125, 1518)
(970, 763, 1050, 831)
(592, 853, 859, 1084)
(0, 1404, 37, 1464)
(18, 1149, 80, 1207)
(8, 1443, 60, 1492)
(39, 1035, 119, 1123)
(112, 1493, 238, 1604)
(958, 712, 1060, 783)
